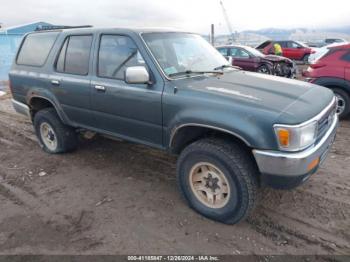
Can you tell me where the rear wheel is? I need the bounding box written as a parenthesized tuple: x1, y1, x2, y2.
(333, 88, 350, 119)
(34, 108, 78, 153)
(177, 138, 258, 224)
(257, 64, 271, 74)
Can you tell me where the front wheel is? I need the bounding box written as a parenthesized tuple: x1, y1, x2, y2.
(333, 88, 350, 119)
(177, 138, 258, 224)
(257, 64, 271, 74)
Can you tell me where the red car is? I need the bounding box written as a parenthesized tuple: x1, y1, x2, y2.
(303, 43, 350, 118)
(257, 40, 315, 62)
(216, 45, 297, 78)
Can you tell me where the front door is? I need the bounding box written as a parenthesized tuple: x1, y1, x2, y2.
(90, 34, 163, 147)
(285, 41, 303, 60)
(230, 47, 255, 71)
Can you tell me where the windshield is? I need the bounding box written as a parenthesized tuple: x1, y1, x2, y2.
(142, 32, 230, 78)
(296, 41, 308, 48)
(312, 48, 330, 63)
(243, 46, 264, 57)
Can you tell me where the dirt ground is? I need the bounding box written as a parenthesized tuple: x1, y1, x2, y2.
(0, 82, 349, 255)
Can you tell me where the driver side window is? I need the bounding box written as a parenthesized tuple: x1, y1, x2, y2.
(232, 48, 250, 58)
(230, 48, 239, 57)
(288, 42, 300, 48)
(98, 35, 145, 80)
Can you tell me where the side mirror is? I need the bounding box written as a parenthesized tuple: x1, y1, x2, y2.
(125, 66, 150, 84)
(227, 56, 233, 64)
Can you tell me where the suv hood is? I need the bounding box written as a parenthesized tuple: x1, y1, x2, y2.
(181, 70, 334, 124)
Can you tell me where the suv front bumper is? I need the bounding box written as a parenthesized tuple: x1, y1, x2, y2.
(253, 114, 338, 189)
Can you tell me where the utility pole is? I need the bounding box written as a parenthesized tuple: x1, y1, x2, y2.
(210, 24, 215, 46)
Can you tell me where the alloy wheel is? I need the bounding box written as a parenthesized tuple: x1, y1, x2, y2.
(335, 93, 346, 116)
(40, 122, 58, 151)
(189, 162, 230, 209)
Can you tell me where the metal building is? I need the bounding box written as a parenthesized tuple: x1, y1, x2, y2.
(0, 21, 52, 80)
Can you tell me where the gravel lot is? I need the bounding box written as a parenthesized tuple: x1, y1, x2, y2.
(0, 80, 349, 255)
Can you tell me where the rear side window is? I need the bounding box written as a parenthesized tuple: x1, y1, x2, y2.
(17, 32, 59, 66)
(217, 48, 228, 56)
(56, 35, 93, 75)
(278, 41, 287, 48)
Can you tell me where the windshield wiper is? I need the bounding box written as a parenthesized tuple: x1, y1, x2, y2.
(168, 70, 223, 78)
(213, 64, 240, 70)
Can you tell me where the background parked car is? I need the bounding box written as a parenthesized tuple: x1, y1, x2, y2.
(216, 44, 296, 78)
(325, 38, 348, 45)
(256, 40, 315, 63)
(308, 42, 344, 64)
(303, 43, 350, 118)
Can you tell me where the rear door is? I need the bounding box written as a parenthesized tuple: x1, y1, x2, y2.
(90, 34, 163, 147)
(50, 34, 94, 126)
(217, 47, 230, 61)
(277, 41, 290, 58)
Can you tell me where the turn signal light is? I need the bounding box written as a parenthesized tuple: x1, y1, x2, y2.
(307, 157, 320, 171)
(277, 129, 290, 147)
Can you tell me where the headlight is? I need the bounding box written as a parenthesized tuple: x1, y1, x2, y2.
(274, 121, 318, 151)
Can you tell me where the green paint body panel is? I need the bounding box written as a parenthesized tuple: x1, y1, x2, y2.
(9, 28, 335, 152)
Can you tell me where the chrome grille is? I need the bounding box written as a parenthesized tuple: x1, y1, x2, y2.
(316, 100, 337, 141)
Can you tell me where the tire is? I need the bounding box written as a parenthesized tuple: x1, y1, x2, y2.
(177, 138, 258, 224)
(302, 54, 310, 64)
(257, 64, 271, 74)
(333, 88, 350, 119)
(33, 108, 78, 153)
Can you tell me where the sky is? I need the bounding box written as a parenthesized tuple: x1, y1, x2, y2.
(0, 0, 349, 34)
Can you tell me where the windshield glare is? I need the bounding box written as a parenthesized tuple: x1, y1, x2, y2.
(142, 33, 230, 78)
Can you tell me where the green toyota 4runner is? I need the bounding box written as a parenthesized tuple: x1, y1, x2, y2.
(9, 28, 338, 224)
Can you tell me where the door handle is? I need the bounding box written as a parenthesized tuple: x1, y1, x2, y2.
(51, 80, 60, 86)
(95, 85, 106, 92)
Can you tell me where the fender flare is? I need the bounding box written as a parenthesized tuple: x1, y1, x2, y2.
(313, 77, 350, 94)
(169, 123, 252, 149)
(27, 91, 71, 125)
